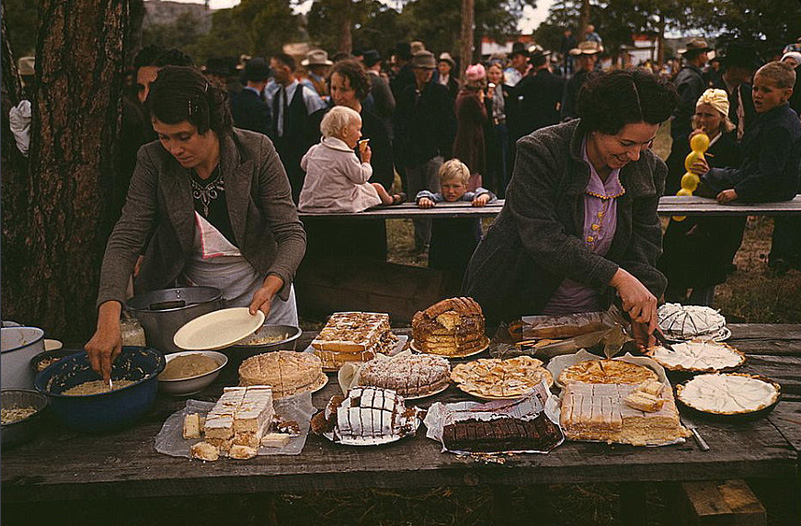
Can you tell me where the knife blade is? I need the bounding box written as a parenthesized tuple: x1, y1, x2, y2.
(652, 329, 676, 352)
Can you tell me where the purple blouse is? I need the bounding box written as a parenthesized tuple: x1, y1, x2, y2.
(542, 140, 625, 315)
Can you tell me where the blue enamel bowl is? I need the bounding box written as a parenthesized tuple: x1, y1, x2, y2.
(34, 346, 165, 433)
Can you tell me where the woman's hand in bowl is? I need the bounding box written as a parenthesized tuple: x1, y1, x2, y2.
(85, 301, 123, 382)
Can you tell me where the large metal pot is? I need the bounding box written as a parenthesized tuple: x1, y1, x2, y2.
(126, 287, 223, 355)
(1, 327, 46, 389)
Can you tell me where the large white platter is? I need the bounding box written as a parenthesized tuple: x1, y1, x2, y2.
(173, 308, 265, 351)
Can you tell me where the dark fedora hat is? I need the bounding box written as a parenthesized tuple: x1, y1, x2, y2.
(363, 49, 382, 68)
(244, 57, 271, 81)
(719, 42, 762, 70)
(509, 42, 529, 57)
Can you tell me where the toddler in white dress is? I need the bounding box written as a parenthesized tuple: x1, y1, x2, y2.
(299, 106, 402, 213)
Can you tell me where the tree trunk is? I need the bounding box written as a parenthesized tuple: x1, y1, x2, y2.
(1, 3, 33, 322)
(579, 0, 590, 41)
(459, 0, 474, 82)
(657, 14, 666, 65)
(338, 0, 352, 55)
(1, 0, 129, 342)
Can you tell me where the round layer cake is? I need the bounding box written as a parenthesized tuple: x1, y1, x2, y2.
(658, 303, 726, 340)
(411, 297, 486, 356)
(648, 340, 745, 373)
(558, 359, 658, 387)
(238, 351, 323, 398)
(359, 354, 450, 397)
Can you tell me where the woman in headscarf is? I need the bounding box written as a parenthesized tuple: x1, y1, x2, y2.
(659, 89, 743, 306)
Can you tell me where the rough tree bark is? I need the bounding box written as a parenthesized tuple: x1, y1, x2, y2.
(338, 0, 352, 55)
(1, 0, 129, 341)
(459, 0, 474, 82)
(579, 0, 590, 42)
(1, 3, 31, 318)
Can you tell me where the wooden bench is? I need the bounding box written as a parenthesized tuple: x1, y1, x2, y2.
(296, 195, 801, 219)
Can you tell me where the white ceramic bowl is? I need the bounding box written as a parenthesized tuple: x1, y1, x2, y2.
(158, 350, 228, 396)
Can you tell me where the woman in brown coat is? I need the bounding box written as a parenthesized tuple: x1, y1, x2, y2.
(453, 64, 488, 189)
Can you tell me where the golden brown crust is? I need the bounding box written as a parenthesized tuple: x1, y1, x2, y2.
(558, 360, 658, 387)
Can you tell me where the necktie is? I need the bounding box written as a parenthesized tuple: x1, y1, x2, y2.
(272, 87, 282, 137)
(736, 87, 745, 141)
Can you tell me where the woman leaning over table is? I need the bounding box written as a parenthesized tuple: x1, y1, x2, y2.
(86, 66, 306, 380)
(463, 69, 678, 348)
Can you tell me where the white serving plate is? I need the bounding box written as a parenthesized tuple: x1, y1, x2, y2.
(173, 308, 265, 351)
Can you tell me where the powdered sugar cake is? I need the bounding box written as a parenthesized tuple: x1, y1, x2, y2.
(359, 354, 451, 398)
(312, 312, 398, 370)
(658, 303, 726, 340)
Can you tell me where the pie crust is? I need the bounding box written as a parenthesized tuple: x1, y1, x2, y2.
(558, 359, 658, 387)
(676, 373, 780, 415)
(647, 340, 745, 373)
(451, 356, 553, 399)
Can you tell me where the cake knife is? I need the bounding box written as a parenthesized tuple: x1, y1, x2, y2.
(688, 426, 709, 451)
(652, 329, 676, 352)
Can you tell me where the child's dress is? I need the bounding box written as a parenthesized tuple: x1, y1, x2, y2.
(415, 188, 496, 277)
(299, 137, 381, 213)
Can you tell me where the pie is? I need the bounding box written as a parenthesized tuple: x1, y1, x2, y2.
(676, 373, 781, 415)
(411, 297, 487, 356)
(658, 303, 726, 340)
(647, 340, 745, 373)
(451, 356, 553, 399)
(238, 351, 324, 398)
(558, 359, 658, 387)
(359, 353, 450, 397)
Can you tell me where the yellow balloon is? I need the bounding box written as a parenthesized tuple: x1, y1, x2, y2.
(676, 188, 693, 196)
(690, 133, 710, 153)
(684, 151, 704, 172)
(680, 172, 700, 192)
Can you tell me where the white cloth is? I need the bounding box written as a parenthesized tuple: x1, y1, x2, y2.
(298, 137, 382, 213)
(8, 100, 31, 157)
(181, 213, 298, 324)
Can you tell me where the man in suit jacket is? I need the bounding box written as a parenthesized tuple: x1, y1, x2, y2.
(509, 47, 565, 142)
(671, 39, 711, 143)
(230, 57, 272, 137)
(711, 42, 761, 142)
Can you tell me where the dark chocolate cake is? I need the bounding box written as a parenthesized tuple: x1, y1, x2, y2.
(442, 412, 564, 453)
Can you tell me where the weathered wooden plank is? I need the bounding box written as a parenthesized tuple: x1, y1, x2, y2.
(767, 401, 801, 456)
(679, 479, 766, 526)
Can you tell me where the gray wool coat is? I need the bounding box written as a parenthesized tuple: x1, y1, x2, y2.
(97, 128, 306, 308)
(463, 119, 667, 324)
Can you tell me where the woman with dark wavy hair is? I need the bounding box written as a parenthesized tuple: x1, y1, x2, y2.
(464, 68, 678, 348)
(86, 66, 306, 380)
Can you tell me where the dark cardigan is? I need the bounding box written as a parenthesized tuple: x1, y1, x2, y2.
(463, 120, 667, 324)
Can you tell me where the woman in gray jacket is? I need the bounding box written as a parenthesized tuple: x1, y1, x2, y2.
(86, 66, 306, 380)
(464, 69, 677, 348)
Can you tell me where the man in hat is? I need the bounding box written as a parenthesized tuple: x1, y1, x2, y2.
(390, 42, 415, 100)
(435, 52, 459, 100)
(670, 39, 712, 143)
(504, 42, 530, 88)
(394, 50, 457, 253)
(560, 40, 602, 120)
(230, 57, 272, 137)
(711, 42, 761, 141)
(509, 46, 565, 141)
(362, 49, 395, 132)
(267, 52, 326, 202)
(301, 49, 333, 100)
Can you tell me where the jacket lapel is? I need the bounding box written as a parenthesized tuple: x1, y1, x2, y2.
(162, 161, 195, 256)
(221, 133, 254, 248)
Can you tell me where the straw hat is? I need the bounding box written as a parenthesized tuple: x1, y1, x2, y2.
(569, 41, 603, 56)
(301, 49, 333, 67)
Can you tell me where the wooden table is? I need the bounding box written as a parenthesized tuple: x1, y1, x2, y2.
(3, 325, 800, 517)
(297, 195, 801, 219)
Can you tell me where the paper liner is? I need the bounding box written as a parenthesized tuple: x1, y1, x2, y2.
(423, 381, 565, 454)
(154, 391, 315, 458)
